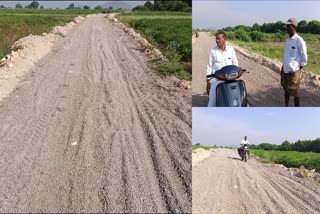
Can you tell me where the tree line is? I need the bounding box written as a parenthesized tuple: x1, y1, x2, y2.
(251, 138, 320, 153)
(222, 20, 320, 34)
(133, 0, 191, 12)
(9, 1, 107, 10)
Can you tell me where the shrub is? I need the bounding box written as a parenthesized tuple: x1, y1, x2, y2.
(235, 28, 251, 42)
(249, 31, 266, 42)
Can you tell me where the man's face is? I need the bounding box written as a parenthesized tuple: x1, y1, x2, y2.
(216, 34, 226, 48)
(286, 24, 295, 35)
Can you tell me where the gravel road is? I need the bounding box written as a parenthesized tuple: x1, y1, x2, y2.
(0, 15, 191, 213)
(192, 32, 320, 107)
(193, 149, 320, 214)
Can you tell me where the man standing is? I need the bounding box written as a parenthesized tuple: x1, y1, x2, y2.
(207, 31, 238, 107)
(281, 18, 308, 107)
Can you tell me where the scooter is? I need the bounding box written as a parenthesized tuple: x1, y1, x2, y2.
(206, 65, 249, 107)
(241, 145, 249, 162)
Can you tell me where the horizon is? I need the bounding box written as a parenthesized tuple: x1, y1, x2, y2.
(193, 0, 320, 30)
(0, 1, 146, 9)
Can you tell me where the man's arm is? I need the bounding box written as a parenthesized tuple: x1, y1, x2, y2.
(299, 38, 308, 69)
(206, 49, 214, 95)
(207, 49, 214, 76)
(232, 48, 238, 66)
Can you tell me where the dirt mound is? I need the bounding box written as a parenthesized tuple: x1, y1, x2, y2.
(105, 13, 163, 61)
(192, 148, 214, 167)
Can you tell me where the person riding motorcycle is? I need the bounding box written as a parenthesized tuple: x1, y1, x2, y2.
(206, 31, 238, 107)
(238, 136, 250, 159)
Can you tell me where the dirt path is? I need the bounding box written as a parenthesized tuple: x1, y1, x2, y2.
(0, 15, 191, 213)
(192, 32, 320, 107)
(193, 149, 320, 214)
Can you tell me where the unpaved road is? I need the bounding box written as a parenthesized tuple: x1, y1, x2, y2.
(192, 32, 320, 107)
(193, 149, 320, 214)
(0, 15, 191, 213)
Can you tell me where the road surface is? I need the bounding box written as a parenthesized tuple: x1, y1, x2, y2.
(192, 32, 320, 107)
(0, 15, 191, 213)
(193, 149, 320, 214)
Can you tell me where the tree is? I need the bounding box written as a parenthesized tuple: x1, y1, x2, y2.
(252, 23, 260, 31)
(15, 4, 23, 8)
(144, 1, 153, 10)
(83, 5, 90, 10)
(28, 1, 40, 9)
(94, 5, 103, 10)
(67, 3, 75, 9)
(133, 5, 149, 11)
(298, 20, 308, 33)
(40, 5, 44, 9)
(279, 140, 291, 151)
(0, 5, 5, 8)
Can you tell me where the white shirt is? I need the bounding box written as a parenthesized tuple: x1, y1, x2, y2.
(207, 45, 238, 78)
(240, 139, 249, 146)
(282, 33, 307, 73)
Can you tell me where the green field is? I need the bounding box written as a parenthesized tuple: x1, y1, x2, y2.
(117, 11, 191, 80)
(251, 149, 320, 172)
(0, 9, 102, 59)
(229, 33, 320, 75)
(0, 8, 102, 15)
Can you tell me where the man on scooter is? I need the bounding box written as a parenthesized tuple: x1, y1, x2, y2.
(238, 136, 250, 159)
(206, 31, 238, 107)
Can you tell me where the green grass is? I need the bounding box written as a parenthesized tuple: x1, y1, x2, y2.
(0, 14, 74, 58)
(117, 11, 191, 80)
(251, 149, 320, 172)
(229, 33, 320, 75)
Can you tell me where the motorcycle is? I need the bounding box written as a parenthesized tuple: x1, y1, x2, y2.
(206, 65, 249, 107)
(240, 144, 249, 162)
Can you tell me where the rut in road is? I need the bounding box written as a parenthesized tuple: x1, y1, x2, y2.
(193, 149, 320, 214)
(192, 32, 320, 106)
(0, 15, 191, 213)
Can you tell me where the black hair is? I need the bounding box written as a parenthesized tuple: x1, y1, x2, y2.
(215, 30, 227, 39)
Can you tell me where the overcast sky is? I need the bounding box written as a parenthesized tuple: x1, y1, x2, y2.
(193, 108, 320, 147)
(0, 1, 145, 9)
(193, 0, 320, 30)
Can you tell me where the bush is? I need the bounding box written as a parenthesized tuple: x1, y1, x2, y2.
(249, 31, 266, 42)
(225, 31, 236, 40)
(235, 28, 251, 42)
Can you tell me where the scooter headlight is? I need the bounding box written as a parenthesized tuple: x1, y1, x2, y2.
(216, 73, 227, 80)
(225, 72, 238, 80)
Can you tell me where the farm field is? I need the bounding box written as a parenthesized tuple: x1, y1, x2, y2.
(117, 11, 191, 80)
(251, 149, 320, 172)
(0, 9, 101, 59)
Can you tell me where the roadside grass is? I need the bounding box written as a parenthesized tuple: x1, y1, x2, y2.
(0, 15, 76, 58)
(251, 149, 320, 172)
(230, 33, 320, 75)
(117, 11, 191, 80)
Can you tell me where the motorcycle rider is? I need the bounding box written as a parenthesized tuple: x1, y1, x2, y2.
(206, 31, 238, 107)
(238, 136, 250, 159)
